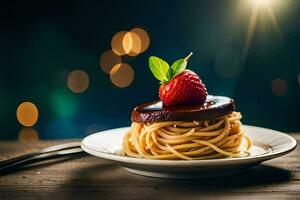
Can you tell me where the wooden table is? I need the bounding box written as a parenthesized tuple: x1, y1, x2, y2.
(0, 134, 299, 200)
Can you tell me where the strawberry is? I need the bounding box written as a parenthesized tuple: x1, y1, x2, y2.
(159, 70, 207, 106)
(149, 52, 207, 106)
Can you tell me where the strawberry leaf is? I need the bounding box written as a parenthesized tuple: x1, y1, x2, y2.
(149, 56, 170, 82)
(171, 59, 187, 78)
(166, 68, 173, 81)
(149, 53, 192, 84)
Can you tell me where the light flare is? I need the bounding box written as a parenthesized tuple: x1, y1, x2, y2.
(17, 102, 39, 127)
(110, 63, 134, 88)
(271, 78, 288, 96)
(242, 0, 282, 61)
(111, 28, 150, 57)
(67, 70, 90, 93)
(100, 50, 122, 74)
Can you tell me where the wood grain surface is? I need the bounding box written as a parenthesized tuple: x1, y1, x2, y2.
(0, 134, 299, 200)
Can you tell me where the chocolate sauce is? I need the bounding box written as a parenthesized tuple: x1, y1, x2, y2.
(131, 95, 235, 123)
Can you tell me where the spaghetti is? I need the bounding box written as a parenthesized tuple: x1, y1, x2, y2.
(122, 112, 252, 160)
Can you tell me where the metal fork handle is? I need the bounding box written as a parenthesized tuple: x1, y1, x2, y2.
(0, 142, 81, 168)
(0, 148, 84, 173)
(0, 152, 40, 168)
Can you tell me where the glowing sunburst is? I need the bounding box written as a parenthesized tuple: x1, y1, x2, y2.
(252, 0, 271, 6)
(242, 0, 282, 61)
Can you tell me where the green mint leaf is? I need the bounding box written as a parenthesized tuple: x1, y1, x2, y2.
(166, 68, 173, 81)
(149, 56, 170, 82)
(171, 59, 187, 78)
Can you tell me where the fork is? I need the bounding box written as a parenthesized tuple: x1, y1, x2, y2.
(0, 142, 84, 173)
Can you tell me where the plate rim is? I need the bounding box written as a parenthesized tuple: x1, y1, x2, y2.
(81, 125, 297, 166)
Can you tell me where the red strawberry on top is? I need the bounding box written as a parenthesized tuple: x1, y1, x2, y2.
(159, 70, 207, 106)
(149, 52, 207, 106)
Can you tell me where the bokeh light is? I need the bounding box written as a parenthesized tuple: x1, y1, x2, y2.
(67, 70, 90, 93)
(99, 50, 122, 74)
(19, 127, 39, 142)
(130, 28, 150, 54)
(17, 102, 39, 127)
(111, 28, 150, 57)
(109, 63, 134, 88)
(111, 31, 128, 56)
(214, 49, 240, 78)
(271, 78, 288, 96)
(123, 31, 142, 56)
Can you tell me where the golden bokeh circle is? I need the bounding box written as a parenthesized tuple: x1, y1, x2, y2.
(123, 31, 142, 56)
(17, 102, 39, 127)
(111, 31, 127, 56)
(99, 50, 122, 74)
(130, 28, 150, 53)
(19, 127, 39, 143)
(110, 63, 134, 88)
(67, 70, 90, 93)
(271, 78, 288, 96)
(122, 32, 133, 55)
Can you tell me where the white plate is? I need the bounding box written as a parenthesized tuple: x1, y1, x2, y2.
(81, 125, 297, 179)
